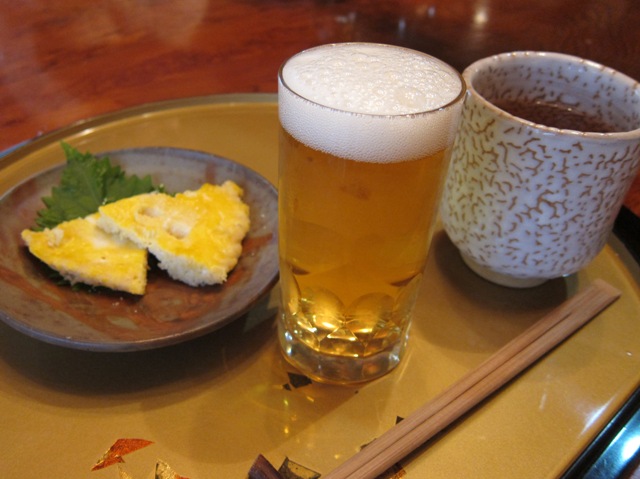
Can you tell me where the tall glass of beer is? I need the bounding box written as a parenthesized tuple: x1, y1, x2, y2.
(278, 43, 465, 384)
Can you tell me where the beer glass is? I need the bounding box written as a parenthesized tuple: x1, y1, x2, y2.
(277, 43, 465, 384)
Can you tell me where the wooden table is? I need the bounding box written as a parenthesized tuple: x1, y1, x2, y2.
(1, 2, 640, 478)
(1, 0, 640, 216)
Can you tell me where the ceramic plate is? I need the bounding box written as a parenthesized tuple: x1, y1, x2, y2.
(0, 147, 278, 351)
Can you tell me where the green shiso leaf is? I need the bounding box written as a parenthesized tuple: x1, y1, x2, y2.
(34, 143, 162, 230)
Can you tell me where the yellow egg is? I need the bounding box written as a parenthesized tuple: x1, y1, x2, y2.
(21, 213, 148, 295)
(97, 181, 250, 286)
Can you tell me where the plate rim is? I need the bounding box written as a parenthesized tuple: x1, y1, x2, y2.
(0, 93, 278, 163)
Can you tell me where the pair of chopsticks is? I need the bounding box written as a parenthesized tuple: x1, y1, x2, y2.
(250, 279, 621, 479)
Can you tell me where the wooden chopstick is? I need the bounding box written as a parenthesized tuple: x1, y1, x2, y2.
(322, 279, 621, 479)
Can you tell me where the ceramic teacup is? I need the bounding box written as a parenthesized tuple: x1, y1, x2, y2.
(440, 51, 640, 287)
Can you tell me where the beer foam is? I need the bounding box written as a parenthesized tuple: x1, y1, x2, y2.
(279, 43, 464, 163)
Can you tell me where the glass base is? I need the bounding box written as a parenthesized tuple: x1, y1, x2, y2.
(278, 319, 407, 385)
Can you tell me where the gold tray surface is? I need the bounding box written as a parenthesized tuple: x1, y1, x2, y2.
(1, 94, 639, 478)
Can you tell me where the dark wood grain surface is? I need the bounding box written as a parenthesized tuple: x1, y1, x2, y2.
(1, 0, 639, 211)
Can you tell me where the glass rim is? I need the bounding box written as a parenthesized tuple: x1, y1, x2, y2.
(278, 42, 466, 119)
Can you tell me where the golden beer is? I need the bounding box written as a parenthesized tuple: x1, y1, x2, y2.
(278, 43, 464, 383)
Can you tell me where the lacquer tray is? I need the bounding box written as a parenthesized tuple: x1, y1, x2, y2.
(1, 94, 639, 479)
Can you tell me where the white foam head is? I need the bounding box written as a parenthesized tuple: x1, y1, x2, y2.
(279, 43, 464, 163)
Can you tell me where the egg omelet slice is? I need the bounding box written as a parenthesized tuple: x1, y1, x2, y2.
(97, 181, 250, 287)
(21, 213, 148, 295)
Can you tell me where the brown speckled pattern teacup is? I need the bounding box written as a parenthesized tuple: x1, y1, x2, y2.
(440, 52, 640, 287)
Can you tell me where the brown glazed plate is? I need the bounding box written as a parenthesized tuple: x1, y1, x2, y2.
(0, 147, 279, 351)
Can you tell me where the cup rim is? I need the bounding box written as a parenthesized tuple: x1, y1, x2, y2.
(463, 51, 640, 139)
(278, 42, 466, 119)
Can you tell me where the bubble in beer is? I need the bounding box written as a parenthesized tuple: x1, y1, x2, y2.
(279, 43, 464, 163)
